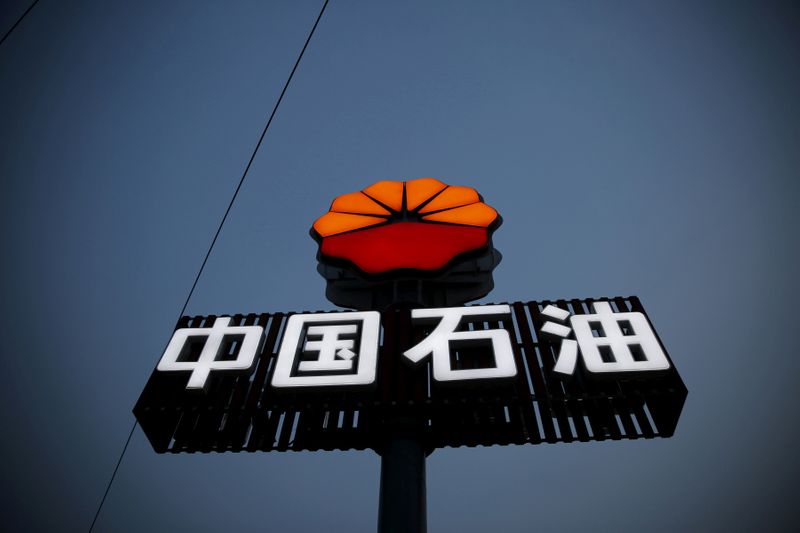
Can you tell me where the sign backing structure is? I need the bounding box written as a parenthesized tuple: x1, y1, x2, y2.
(134, 296, 686, 454)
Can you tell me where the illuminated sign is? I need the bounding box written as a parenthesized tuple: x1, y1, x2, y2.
(154, 302, 672, 391)
(312, 178, 500, 275)
(134, 297, 686, 453)
(272, 311, 381, 388)
(541, 302, 670, 376)
(134, 179, 685, 459)
(156, 317, 264, 391)
(403, 305, 516, 382)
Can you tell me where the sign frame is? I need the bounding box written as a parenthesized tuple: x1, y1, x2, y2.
(134, 296, 687, 454)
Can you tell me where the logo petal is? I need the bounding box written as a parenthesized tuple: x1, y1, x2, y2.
(313, 212, 387, 237)
(421, 203, 498, 227)
(405, 177, 447, 211)
(363, 181, 404, 212)
(331, 191, 391, 216)
(418, 185, 480, 213)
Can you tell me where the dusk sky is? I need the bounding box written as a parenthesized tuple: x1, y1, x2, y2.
(1, 1, 798, 531)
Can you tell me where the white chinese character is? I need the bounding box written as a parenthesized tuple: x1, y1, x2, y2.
(272, 311, 380, 388)
(157, 317, 264, 390)
(403, 305, 517, 382)
(541, 302, 670, 376)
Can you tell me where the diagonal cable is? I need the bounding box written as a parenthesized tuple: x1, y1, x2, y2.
(88, 1, 330, 530)
(0, 0, 40, 48)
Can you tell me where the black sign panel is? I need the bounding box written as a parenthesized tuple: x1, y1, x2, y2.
(133, 297, 686, 454)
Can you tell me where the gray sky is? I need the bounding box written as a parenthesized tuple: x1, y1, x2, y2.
(1, 1, 798, 531)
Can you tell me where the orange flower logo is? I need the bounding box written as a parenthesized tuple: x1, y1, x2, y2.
(312, 178, 500, 274)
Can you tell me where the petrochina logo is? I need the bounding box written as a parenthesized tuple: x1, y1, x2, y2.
(312, 178, 500, 274)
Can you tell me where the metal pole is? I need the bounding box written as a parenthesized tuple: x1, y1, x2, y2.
(377, 432, 427, 533)
(376, 297, 428, 533)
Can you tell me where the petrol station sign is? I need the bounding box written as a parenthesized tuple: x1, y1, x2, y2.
(134, 178, 686, 532)
(135, 178, 685, 454)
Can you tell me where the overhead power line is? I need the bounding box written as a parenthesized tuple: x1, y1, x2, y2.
(88, 1, 331, 530)
(0, 0, 41, 48)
